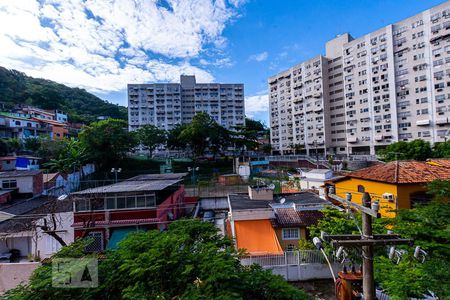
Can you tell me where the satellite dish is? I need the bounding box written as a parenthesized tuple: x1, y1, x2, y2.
(57, 194, 68, 201)
(279, 198, 286, 204)
(268, 184, 275, 190)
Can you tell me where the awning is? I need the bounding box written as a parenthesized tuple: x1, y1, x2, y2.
(107, 227, 144, 250)
(234, 220, 283, 255)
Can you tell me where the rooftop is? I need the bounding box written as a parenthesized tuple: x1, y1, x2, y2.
(0, 198, 72, 234)
(228, 191, 331, 210)
(126, 173, 187, 181)
(273, 191, 330, 207)
(272, 208, 323, 227)
(346, 159, 450, 184)
(72, 178, 182, 195)
(228, 193, 272, 210)
(0, 170, 42, 178)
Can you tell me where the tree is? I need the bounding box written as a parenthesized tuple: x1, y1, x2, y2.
(432, 141, 450, 158)
(378, 139, 433, 161)
(166, 124, 188, 150)
(6, 138, 22, 154)
(244, 118, 266, 132)
(23, 137, 41, 153)
(374, 180, 450, 299)
(289, 143, 304, 155)
(209, 122, 231, 159)
(261, 143, 272, 155)
(79, 119, 136, 169)
(179, 113, 221, 159)
(44, 138, 88, 173)
(136, 125, 166, 158)
(37, 138, 67, 163)
(5, 219, 311, 300)
(0, 139, 9, 156)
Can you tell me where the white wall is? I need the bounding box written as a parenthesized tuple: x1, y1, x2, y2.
(0, 176, 34, 194)
(0, 235, 32, 257)
(35, 212, 74, 259)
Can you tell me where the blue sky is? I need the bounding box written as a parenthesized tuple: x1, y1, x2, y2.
(0, 0, 446, 126)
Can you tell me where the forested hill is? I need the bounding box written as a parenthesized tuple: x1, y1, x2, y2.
(0, 66, 127, 123)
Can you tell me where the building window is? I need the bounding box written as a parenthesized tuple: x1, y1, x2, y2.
(85, 232, 104, 252)
(2, 180, 17, 189)
(357, 185, 365, 193)
(410, 191, 433, 208)
(282, 228, 300, 240)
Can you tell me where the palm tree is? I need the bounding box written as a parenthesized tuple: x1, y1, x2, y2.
(289, 143, 305, 155)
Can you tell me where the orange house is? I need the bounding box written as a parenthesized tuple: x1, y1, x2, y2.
(32, 118, 68, 140)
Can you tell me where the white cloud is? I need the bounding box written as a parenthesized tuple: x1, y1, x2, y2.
(199, 57, 234, 67)
(0, 0, 243, 96)
(245, 94, 268, 118)
(248, 51, 268, 62)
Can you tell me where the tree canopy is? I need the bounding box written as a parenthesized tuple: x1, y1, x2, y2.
(136, 125, 166, 157)
(5, 219, 311, 300)
(178, 112, 231, 158)
(79, 119, 137, 169)
(378, 139, 433, 161)
(378, 139, 450, 161)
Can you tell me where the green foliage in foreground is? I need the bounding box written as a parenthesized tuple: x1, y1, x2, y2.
(5, 220, 310, 300)
(309, 180, 450, 300)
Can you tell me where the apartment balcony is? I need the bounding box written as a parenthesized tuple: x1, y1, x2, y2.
(347, 137, 358, 143)
(314, 106, 323, 112)
(313, 92, 322, 98)
(416, 119, 430, 126)
(436, 117, 449, 125)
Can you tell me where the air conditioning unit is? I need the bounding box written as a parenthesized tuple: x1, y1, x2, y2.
(383, 193, 395, 202)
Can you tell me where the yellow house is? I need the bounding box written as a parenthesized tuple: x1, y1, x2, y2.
(329, 159, 450, 218)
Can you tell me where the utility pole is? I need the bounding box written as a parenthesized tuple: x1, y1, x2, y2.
(361, 193, 374, 300)
(325, 188, 413, 300)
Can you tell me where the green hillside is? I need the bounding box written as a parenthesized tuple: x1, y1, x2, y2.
(0, 66, 127, 123)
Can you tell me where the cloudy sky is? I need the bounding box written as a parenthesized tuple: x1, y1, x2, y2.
(0, 0, 445, 125)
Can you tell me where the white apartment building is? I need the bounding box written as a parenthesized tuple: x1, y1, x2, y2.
(128, 75, 245, 131)
(270, 2, 450, 156)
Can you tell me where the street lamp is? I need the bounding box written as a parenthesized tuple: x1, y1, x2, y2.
(188, 166, 199, 184)
(313, 236, 336, 283)
(111, 168, 122, 183)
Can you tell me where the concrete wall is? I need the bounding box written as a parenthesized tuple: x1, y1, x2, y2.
(0, 235, 32, 257)
(0, 262, 40, 294)
(265, 263, 340, 282)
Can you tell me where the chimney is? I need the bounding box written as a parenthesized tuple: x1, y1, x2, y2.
(248, 185, 273, 201)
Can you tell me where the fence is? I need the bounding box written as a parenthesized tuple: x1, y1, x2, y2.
(240, 250, 327, 266)
(240, 250, 340, 282)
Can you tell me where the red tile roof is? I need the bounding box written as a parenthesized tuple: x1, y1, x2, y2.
(273, 208, 323, 227)
(347, 159, 450, 184)
(428, 158, 450, 169)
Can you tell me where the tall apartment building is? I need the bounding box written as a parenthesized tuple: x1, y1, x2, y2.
(128, 75, 245, 131)
(269, 2, 450, 156)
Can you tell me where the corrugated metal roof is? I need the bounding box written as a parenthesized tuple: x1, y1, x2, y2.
(72, 179, 181, 195)
(126, 173, 187, 181)
(0, 170, 42, 178)
(228, 194, 272, 210)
